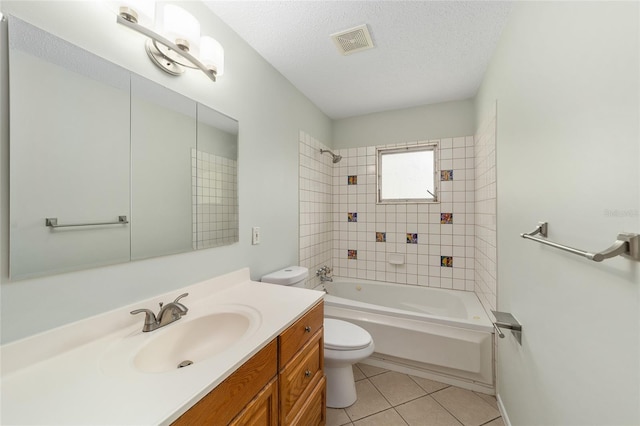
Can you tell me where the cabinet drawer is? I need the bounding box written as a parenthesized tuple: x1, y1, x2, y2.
(172, 339, 277, 426)
(279, 301, 324, 369)
(289, 376, 326, 426)
(280, 330, 324, 424)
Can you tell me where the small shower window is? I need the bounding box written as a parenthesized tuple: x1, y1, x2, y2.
(377, 143, 438, 204)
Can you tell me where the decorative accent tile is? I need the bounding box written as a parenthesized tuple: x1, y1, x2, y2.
(348, 212, 358, 222)
(376, 232, 386, 242)
(406, 233, 418, 244)
(348, 175, 358, 185)
(348, 249, 358, 260)
(441, 170, 454, 181)
(441, 256, 453, 267)
(440, 213, 453, 224)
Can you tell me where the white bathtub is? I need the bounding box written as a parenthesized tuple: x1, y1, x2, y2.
(321, 278, 495, 393)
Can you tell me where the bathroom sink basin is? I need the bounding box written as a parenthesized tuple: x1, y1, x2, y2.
(100, 305, 261, 376)
(133, 312, 254, 373)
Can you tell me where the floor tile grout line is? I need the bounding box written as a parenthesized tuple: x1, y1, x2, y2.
(369, 370, 455, 404)
(347, 377, 395, 422)
(428, 390, 468, 426)
(471, 391, 503, 412)
(392, 406, 411, 426)
(406, 374, 453, 395)
(427, 386, 503, 426)
(345, 406, 405, 425)
(478, 415, 502, 426)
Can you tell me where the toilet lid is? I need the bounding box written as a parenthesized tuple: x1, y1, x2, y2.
(324, 319, 372, 350)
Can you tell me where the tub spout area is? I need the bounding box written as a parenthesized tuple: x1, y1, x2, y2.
(316, 265, 334, 282)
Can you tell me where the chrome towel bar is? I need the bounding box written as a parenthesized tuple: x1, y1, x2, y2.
(491, 310, 522, 345)
(45, 216, 129, 228)
(521, 222, 640, 262)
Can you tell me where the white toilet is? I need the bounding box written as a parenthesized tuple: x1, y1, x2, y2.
(261, 266, 375, 408)
(322, 318, 374, 407)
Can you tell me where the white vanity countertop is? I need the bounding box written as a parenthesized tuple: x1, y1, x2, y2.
(0, 268, 324, 425)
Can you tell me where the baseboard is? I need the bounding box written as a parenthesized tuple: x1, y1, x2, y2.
(497, 393, 512, 426)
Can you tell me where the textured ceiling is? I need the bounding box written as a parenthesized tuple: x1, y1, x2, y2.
(205, 1, 513, 119)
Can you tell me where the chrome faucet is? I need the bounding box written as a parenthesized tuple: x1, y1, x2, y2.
(131, 293, 189, 332)
(316, 266, 333, 282)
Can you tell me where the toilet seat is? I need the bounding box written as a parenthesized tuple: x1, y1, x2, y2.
(324, 319, 372, 351)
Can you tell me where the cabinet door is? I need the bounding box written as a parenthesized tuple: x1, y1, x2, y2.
(289, 376, 326, 426)
(230, 378, 278, 426)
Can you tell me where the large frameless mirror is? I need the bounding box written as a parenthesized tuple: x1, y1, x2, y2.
(7, 16, 239, 280)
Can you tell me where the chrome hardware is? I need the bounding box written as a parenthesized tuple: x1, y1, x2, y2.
(492, 323, 504, 339)
(45, 216, 128, 228)
(319, 149, 342, 163)
(177, 360, 193, 369)
(131, 293, 189, 332)
(304, 326, 312, 333)
(491, 310, 522, 345)
(316, 265, 334, 282)
(521, 222, 639, 262)
(304, 370, 312, 377)
(116, 14, 218, 82)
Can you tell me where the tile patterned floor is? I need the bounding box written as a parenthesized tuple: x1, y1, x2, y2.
(327, 364, 504, 426)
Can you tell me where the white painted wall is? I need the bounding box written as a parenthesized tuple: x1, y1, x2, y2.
(0, 1, 331, 343)
(333, 99, 475, 149)
(475, 2, 639, 425)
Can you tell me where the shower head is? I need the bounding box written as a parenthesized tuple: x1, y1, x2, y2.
(320, 149, 342, 163)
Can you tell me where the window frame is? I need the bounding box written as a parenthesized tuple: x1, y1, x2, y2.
(376, 143, 439, 204)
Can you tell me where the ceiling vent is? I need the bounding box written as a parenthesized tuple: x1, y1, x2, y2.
(330, 24, 374, 56)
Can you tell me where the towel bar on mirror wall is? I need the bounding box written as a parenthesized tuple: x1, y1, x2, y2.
(45, 216, 129, 229)
(521, 222, 640, 262)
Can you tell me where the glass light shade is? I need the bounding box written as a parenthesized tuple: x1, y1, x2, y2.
(200, 36, 225, 76)
(118, 0, 155, 27)
(163, 4, 200, 53)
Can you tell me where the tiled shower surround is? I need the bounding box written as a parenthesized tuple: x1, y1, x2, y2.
(299, 132, 334, 288)
(474, 104, 498, 314)
(330, 138, 476, 291)
(299, 132, 477, 292)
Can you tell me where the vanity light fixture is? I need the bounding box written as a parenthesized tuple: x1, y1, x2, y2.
(116, 1, 224, 82)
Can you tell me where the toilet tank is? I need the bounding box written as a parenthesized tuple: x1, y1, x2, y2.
(261, 266, 309, 287)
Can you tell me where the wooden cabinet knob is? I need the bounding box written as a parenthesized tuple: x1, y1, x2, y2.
(304, 326, 311, 333)
(304, 370, 311, 378)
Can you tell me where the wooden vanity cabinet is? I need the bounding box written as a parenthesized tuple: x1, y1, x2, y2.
(172, 301, 325, 426)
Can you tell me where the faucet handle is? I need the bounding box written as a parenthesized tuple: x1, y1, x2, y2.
(173, 293, 189, 304)
(130, 309, 157, 327)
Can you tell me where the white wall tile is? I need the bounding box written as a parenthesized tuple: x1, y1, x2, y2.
(300, 134, 480, 293)
(474, 105, 497, 314)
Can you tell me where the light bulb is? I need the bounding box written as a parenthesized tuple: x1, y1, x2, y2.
(200, 36, 224, 76)
(163, 4, 200, 54)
